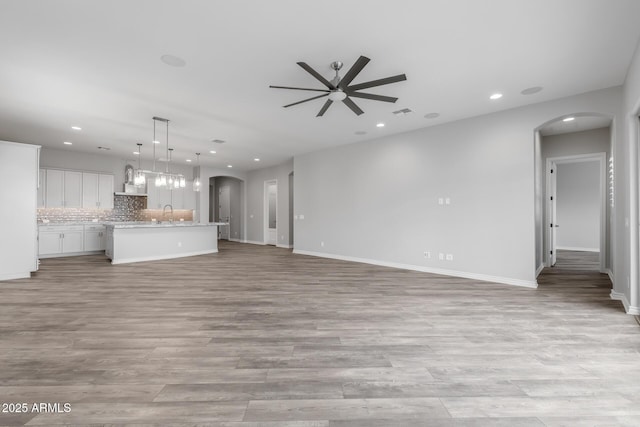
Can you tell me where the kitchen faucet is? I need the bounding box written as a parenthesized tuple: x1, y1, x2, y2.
(162, 204, 174, 223)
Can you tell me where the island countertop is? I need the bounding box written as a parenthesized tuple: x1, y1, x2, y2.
(105, 221, 227, 229)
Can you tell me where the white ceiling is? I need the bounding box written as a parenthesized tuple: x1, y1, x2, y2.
(0, 0, 639, 171)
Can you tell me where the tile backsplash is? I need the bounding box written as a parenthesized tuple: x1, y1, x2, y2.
(38, 195, 193, 223)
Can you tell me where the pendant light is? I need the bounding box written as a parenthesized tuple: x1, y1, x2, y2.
(150, 116, 185, 189)
(193, 153, 201, 192)
(134, 143, 146, 187)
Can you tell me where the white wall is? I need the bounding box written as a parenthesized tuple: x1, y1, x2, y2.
(294, 87, 623, 287)
(621, 38, 640, 313)
(556, 161, 601, 251)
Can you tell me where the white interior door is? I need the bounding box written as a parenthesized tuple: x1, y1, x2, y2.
(265, 181, 277, 245)
(549, 161, 558, 266)
(218, 185, 230, 240)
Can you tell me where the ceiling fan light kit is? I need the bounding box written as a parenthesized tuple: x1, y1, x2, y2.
(270, 55, 407, 117)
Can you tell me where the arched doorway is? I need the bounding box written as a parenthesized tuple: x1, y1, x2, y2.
(534, 113, 613, 277)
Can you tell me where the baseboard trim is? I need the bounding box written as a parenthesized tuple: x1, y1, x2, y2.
(0, 272, 31, 281)
(610, 290, 640, 315)
(293, 249, 537, 288)
(110, 249, 218, 265)
(536, 263, 545, 278)
(606, 269, 614, 284)
(244, 240, 266, 246)
(276, 244, 293, 249)
(556, 246, 599, 252)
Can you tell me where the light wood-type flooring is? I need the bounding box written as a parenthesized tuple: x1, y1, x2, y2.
(1, 242, 639, 426)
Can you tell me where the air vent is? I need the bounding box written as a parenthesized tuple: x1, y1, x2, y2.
(392, 108, 413, 116)
(212, 139, 226, 144)
(97, 146, 111, 151)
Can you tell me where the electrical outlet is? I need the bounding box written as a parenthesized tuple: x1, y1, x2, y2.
(424, 251, 431, 259)
(438, 253, 444, 260)
(178, 242, 182, 247)
(446, 253, 453, 261)
(294, 215, 298, 220)
(299, 214, 305, 220)
(445, 197, 451, 205)
(438, 198, 444, 205)
(321, 241, 324, 247)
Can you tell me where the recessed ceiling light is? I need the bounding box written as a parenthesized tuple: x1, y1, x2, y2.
(133, 151, 140, 155)
(160, 54, 186, 67)
(355, 131, 367, 135)
(489, 93, 503, 100)
(71, 126, 82, 131)
(424, 113, 440, 119)
(254, 158, 260, 162)
(376, 123, 385, 128)
(209, 150, 216, 154)
(521, 86, 543, 95)
(63, 141, 72, 145)
(152, 140, 160, 144)
(227, 165, 233, 168)
(563, 117, 575, 122)
(186, 159, 192, 162)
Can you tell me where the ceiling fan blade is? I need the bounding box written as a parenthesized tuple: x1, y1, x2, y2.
(338, 55, 370, 89)
(316, 99, 333, 117)
(346, 92, 398, 103)
(347, 74, 407, 91)
(342, 97, 364, 116)
(270, 85, 331, 93)
(297, 62, 335, 89)
(284, 93, 329, 108)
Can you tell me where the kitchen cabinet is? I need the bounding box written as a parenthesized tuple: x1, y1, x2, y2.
(63, 171, 83, 208)
(37, 169, 46, 208)
(84, 225, 106, 251)
(45, 169, 64, 207)
(43, 169, 83, 208)
(82, 173, 114, 209)
(146, 179, 172, 210)
(38, 225, 84, 256)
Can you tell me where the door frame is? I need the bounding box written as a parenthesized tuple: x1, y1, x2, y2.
(264, 179, 277, 245)
(545, 152, 607, 272)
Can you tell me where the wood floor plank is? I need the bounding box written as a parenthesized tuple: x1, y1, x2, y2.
(0, 243, 636, 425)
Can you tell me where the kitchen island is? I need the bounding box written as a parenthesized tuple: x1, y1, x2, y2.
(105, 222, 225, 265)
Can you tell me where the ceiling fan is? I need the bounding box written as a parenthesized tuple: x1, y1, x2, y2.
(270, 55, 407, 117)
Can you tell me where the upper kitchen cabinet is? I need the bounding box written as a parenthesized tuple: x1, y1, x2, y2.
(37, 169, 46, 208)
(82, 172, 114, 209)
(46, 169, 83, 208)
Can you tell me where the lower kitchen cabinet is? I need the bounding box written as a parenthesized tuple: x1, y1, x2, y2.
(84, 225, 106, 251)
(38, 224, 105, 258)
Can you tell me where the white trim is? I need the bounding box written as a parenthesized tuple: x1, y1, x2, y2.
(610, 290, 640, 315)
(606, 268, 614, 284)
(244, 240, 267, 246)
(556, 246, 600, 252)
(293, 249, 538, 289)
(276, 244, 293, 249)
(0, 272, 31, 281)
(536, 263, 545, 277)
(110, 249, 218, 265)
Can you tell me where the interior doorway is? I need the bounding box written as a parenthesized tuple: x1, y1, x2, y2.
(264, 180, 277, 245)
(208, 176, 245, 242)
(545, 153, 606, 272)
(218, 185, 230, 240)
